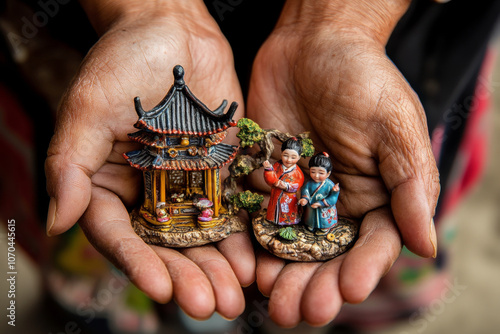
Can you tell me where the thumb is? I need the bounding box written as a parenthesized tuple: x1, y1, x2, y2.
(45, 108, 114, 236)
(377, 101, 440, 258)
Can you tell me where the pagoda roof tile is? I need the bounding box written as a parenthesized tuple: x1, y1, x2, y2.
(133, 65, 237, 135)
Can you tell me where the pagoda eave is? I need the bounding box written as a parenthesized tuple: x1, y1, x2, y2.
(134, 120, 237, 136)
(123, 145, 238, 171)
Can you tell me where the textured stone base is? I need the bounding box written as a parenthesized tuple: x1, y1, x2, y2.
(130, 209, 246, 248)
(252, 210, 359, 261)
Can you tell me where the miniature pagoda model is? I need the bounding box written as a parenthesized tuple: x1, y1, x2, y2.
(124, 65, 245, 248)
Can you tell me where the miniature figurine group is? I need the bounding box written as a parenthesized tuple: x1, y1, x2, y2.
(123, 65, 351, 258)
(263, 138, 340, 234)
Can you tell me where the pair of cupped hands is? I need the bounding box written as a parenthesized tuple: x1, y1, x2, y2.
(45, 0, 440, 328)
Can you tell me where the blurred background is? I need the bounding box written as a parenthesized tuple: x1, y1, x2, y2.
(1, 0, 500, 334)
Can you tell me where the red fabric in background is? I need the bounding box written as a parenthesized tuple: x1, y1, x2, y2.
(436, 50, 496, 218)
(0, 82, 46, 263)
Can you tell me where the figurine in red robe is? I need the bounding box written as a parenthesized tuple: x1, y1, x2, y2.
(263, 138, 304, 225)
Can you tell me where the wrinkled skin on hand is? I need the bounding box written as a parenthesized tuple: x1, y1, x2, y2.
(45, 4, 254, 320)
(45, 0, 440, 327)
(247, 14, 440, 327)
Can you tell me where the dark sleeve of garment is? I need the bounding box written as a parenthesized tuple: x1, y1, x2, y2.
(387, 0, 500, 216)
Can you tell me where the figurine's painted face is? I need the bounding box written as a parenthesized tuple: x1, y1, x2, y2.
(309, 167, 331, 183)
(281, 149, 300, 168)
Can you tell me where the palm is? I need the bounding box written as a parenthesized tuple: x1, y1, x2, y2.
(46, 14, 252, 320)
(247, 27, 439, 326)
(81, 17, 244, 210)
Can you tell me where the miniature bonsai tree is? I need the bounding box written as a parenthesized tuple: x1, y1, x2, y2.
(231, 190, 264, 213)
(224, 118, 314, 213)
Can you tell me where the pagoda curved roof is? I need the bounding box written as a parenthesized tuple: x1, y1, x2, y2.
(123, 143, 238, 171)
(133, 65, 238, 135)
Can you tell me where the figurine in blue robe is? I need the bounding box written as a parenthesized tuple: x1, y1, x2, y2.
(299, 152, 340, 233)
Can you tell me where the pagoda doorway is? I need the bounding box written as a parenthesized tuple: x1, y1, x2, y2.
(142, 169, 222, 223)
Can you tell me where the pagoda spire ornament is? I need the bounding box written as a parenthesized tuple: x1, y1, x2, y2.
(124, 65, 245, 248)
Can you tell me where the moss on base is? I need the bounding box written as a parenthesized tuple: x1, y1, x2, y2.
(253, 210, 359, 261)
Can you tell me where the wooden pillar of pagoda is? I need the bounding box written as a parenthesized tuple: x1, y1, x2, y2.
(213, 169, 221, 217)
(204, 169, 221, 217)
(160, 170, 166, 202)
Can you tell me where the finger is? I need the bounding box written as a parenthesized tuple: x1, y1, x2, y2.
(181, 246, 244, 320)
(154, 247, 216, 320)
(300, 257, 345, 327)
(339, 207, 402, 304)
(255, 248, 286, 297)
(268, 262, 322, 328)
(80, 186, 172, 303)
(390, 178, 438, 257)
(377, 91, 440, 257)
(216, 229, 256, 288)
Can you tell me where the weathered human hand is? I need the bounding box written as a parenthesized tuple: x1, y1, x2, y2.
(247, 0, 440, 327)
(45, 0, 253, 320)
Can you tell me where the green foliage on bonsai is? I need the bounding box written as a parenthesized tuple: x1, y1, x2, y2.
(231, 190, 264, 213)
(301, 138, 315, 157)
(279, 226, 298, 241)
(231, 157, 253, 178)
(236, 118, 264, 148)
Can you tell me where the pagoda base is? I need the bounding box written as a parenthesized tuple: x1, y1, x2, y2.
(252, 210, 359, 261)
(130, 208, 246, 248)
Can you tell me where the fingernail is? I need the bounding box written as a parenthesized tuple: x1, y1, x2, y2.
(219, 313, 238, 321)
(258, 287, 270, 298)
(46, 197, 57, 236)
(429, 218, 437, 258)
